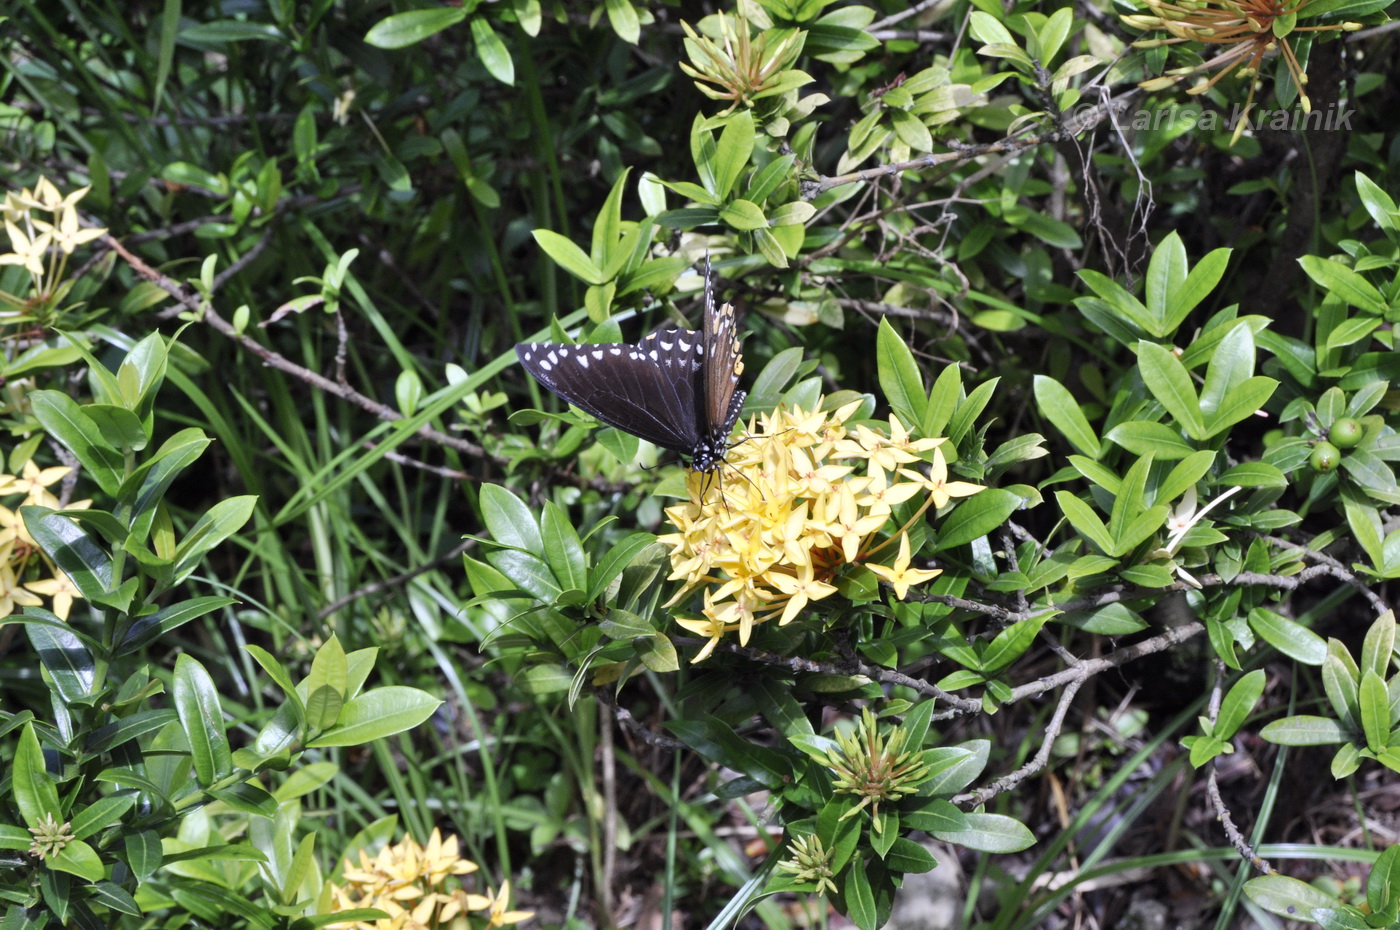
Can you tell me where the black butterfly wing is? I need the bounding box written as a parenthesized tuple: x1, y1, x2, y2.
(515, 332, 706, 456)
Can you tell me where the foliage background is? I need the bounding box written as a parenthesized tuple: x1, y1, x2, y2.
(3, 0, 1400, 927)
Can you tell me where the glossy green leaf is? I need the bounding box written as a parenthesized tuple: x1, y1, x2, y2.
(1054, 491, 1114, 555)
(117, 595, 235, 655)
(25, 617, 96, 703)
(532, 230, 604, 285)
(480, 483, 543, 553)
(1214, 669, 1265, 740)
(1259, 714, 1347, 745)
(876, 318, 927, 433)
(470, 16, 514, 84)
(174, 654, 233, 787)
(1245, 872, 1343, 919)
(1166, 247, 1231, 335)
(712, 110, 755, 200)
(931, 812, 1035, 852)
(69, 794, 136, 841)
(1137, 341, 1205, 439)
(1204, 376, 1277, 437)
(934, 488, 1017, 551)
(844, 855, 877, 930)
(1144, 231, 1187, 335)
(1033, 376, 1100, 458)
(1360, 669, 1389, 752)
(306, 686, 443, 747)
(21, 506, 114, 601)
(48, 840, 104, 882)
(1105, 420, 1196, 459)
(1248, 608, 1327, 665)
(28, 391, 125, 497)
(13, 723, 60, 827)
(979, 612, 1052, 674)
(84, 404, 148, 452)
(172, 495, 257, 583)
(1298, 256, 1386, 315)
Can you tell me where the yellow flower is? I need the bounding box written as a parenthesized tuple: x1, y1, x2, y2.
(469, 880, 533, 929)
(0, 559, 43, 620)
(25, 569, 81, 620)
(326, 828, 483, 930)
(676, 601, 733, 663)
(0, 460, 73, 505)
(865, 533, 942, 601)
(660, 400, 978, 660)
(910, 446, 984, 510)
(0, 219, 53, 277)
(766, 559, 838, 626)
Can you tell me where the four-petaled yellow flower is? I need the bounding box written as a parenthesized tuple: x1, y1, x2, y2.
(866, 532, 942, 601)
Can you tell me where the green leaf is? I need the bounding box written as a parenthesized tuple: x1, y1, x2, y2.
(934, 489, 1016, 551)
(48, 840, 104, 882)
(1157, 451, 1215, 504)
(979, 612, 1052, 675)
(1033, 376, 1100, 458)
(1298, 256, 1386, 315)
(1199, 321, 1255, 417)
(603, 0, 640, 43)
(306, 686, 443, 747)
(1105, 420, 1196, 459)
(172, 495, 257, 584)
(69, 794, 136, 841)
(1245, 873, 1343, 919)
(1214, 669, 1265, 740)
(586, 533, 658, 604)
(469, 16, 514, 85)
(1137, 341, 1205, 439)
(364, 8, 467, 48)
(13, 723, 60, 827)
(844, 856, 877, 930)
(876, 318, 927, 433)
(86, 881, 141, 917)
(1166, 247, 1231, 335)
(921, 740, 989, 795)
(1054, 491, 1114, 555)
(635, 632, 679, 672)
(1259, 714, 1347, 745)
(84, 404, 148, 452)
(480, 483, 543, 553)
(1248, 608, 1327, 665)
(718, 198, 768, 231)
(712, 110, 755, 200)
(1144, 231, 1187, 336)
(21, 506, 114, 601)
(1204, 376, 1278, 437)
(541, 502, 587, 597)
(532, 230, 605, 285)
(25, 618, 95, 703)
(1360, 609, 1395, 678)
(931, 812, 1035, 852)
(758, 678, 816, 738)
(174, 654, 233, 787)
(1359, 669, 1389, 752)
(117, 596, 236, 655)
(281, 832, 318, 906)
(883, 837, 938, 873)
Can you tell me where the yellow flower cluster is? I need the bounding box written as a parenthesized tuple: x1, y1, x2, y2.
(326, 828, 531, 930)
(0, 460, 87, 620)
(658, 400, 983, 662)
(1, 177, 106, 318)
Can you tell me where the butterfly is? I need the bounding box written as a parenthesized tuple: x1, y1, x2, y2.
(515, 259, 746, 473)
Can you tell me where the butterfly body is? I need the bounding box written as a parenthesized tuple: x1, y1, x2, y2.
(515, 265, 745, 473)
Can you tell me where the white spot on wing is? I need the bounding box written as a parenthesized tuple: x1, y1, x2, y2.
(576, 355, 590, 368)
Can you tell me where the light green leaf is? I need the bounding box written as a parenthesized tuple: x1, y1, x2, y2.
(1137, 341, 1205, 438)
(1033, 376, 1100, 458)
(364, 8, 467, 48)
(306, 686, 443, 747)
(470, 16, 514, 85)
(174, 654, 233, 787)
(532, 229, 605, 285)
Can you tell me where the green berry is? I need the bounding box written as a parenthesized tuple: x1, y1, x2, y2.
(1310, 441, 1341, 473)
(1329, 417, 1364, 449)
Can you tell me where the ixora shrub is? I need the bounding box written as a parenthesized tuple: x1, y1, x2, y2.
(471, 165, 1400, 926)
(0, 193, 445, 927)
